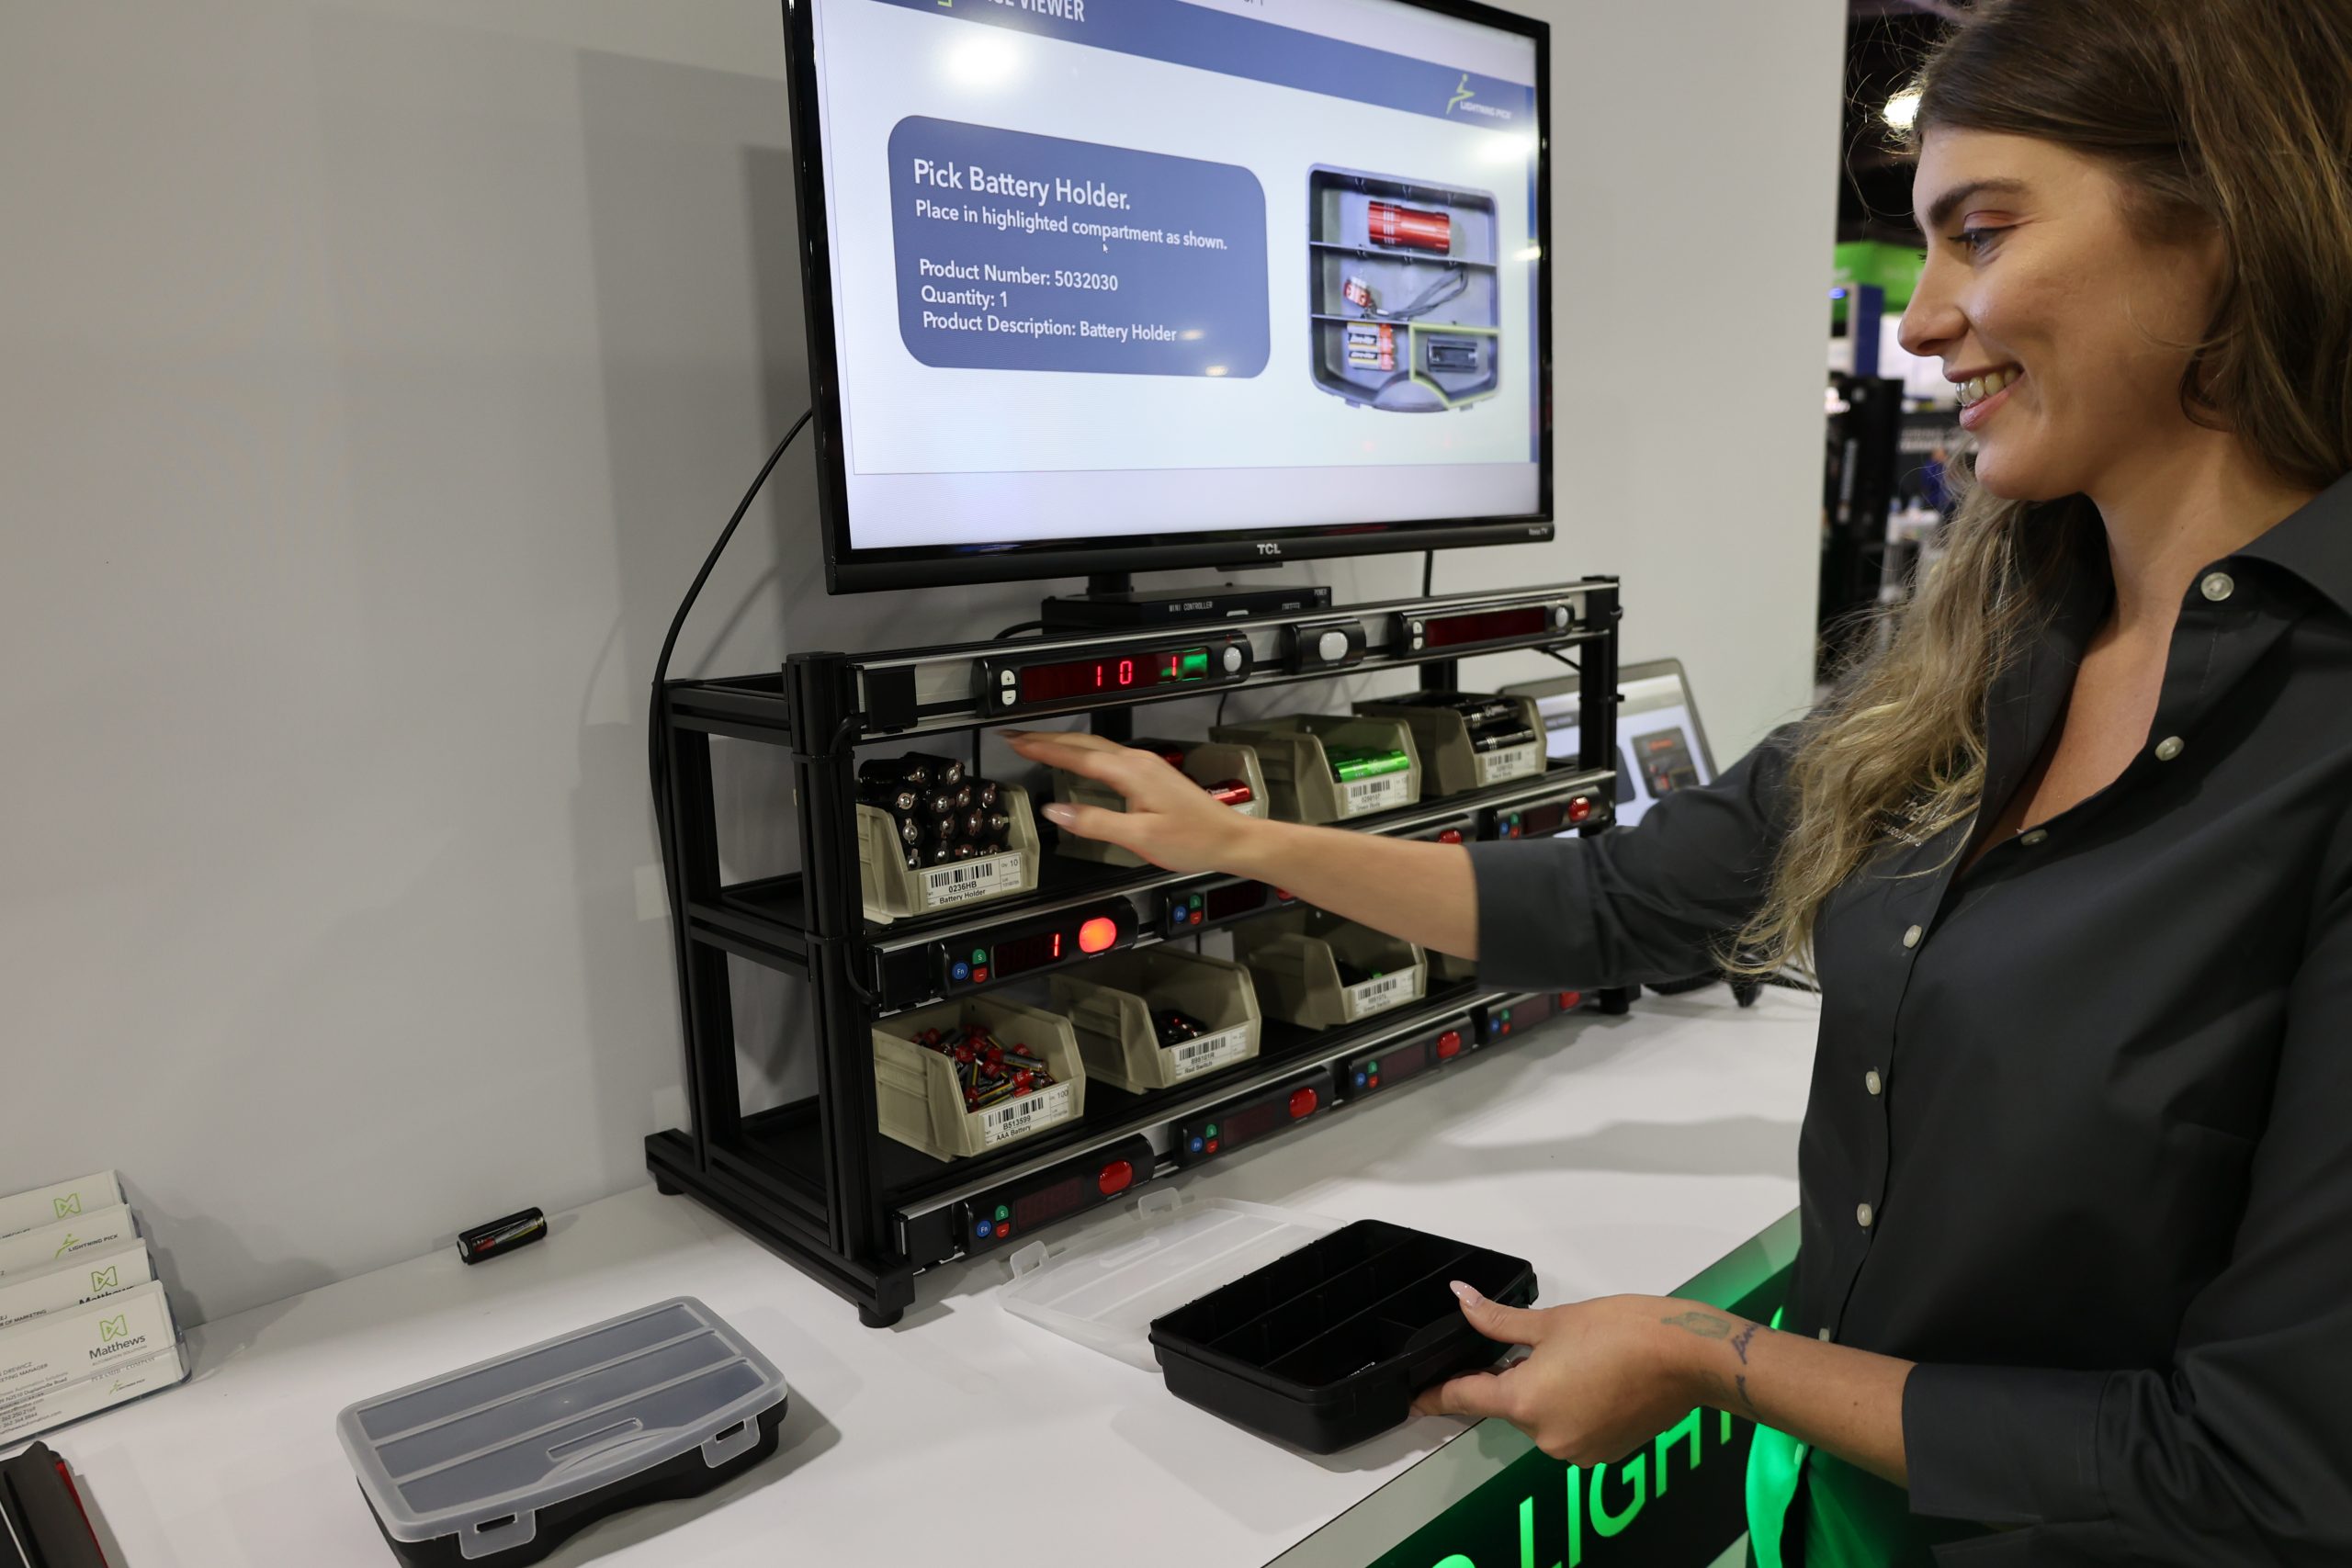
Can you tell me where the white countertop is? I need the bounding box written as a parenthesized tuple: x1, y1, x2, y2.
(40, 985, 1817, 1568)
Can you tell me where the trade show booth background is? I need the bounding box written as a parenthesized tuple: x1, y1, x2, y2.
(0, 0, 1843, 1325)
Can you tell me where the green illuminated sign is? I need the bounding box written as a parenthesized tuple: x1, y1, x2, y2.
(1374, 1404, 1753, 1568)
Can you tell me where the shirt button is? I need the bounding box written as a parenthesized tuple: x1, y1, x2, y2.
(1817, 1327, 1834, 1342)
(2200, 571, 2235, 602)
(2154, 736, 2185, 762)
(1857, 1202, 1874, 1228)
(2020, 829, 2048, 846)
(1865, 1069, 1883, 1095)
(1902, 924, 1922, 949)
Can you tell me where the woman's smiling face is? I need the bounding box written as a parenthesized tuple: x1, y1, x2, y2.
(1898, 128, 2225, 504)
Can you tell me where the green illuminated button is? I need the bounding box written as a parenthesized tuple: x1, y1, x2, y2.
(1205, 1123, 1218, 1138)
(1367, 1060, 1380, 1074)
(972, 948, 988, 964)
(1178, 649, 1210, 679)
(995, 1204, 1010, 1223)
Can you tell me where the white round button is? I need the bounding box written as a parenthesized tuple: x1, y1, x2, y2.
(999, 691, 1016, 706)
(1315, 629, 1351, 662)
(1864, 1069, 1883, 1096)
(2200, 571, 2235, 603)
(1857, 1202, 1874, 1228)
(1902, 924, 1922, 949)
(2020, 829, 2048, 847)
(1220, 644, 1245, 674)
(2154, 736, 2185, 762)
(1551, 605, 1570, 627)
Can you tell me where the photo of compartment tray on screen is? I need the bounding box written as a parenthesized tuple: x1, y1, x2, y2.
(1307, 166, 1500, 413)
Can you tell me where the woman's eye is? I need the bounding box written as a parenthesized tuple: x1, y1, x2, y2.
(1953, 227, 2004, 255)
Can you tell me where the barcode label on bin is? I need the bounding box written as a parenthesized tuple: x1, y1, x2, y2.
(1166, 1025, 1253, 1080)
(977, 1082, 1073, 1147)
(921, 851, 1021, 911)
(1476, 744, 1544, 786)
(1346, 970, 1419, 1018)
(1340, 773, 1411, 816)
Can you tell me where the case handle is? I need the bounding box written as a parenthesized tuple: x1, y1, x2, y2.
(1007, 1240, 1050, 1278)
(459, 1510, 537, 1560)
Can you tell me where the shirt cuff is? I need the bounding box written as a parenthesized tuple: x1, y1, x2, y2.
(1904, 1362, 2114, 1527)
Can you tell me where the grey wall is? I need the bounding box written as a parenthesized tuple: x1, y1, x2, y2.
(0, 0, 1844, 1325)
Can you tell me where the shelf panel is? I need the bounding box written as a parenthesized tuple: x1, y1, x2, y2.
(696, 761, 1614, 986)
(1308, 239, 1497, 268)
(736, 980, 1495, 1215)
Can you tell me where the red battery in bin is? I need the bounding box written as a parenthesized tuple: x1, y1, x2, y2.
(1367, 200, 1452, 254)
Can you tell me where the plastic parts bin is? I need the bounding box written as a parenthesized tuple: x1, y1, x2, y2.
(337, 1297, 788, 1566)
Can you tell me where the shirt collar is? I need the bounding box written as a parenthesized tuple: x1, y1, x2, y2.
(2234, 468, 2352, 618)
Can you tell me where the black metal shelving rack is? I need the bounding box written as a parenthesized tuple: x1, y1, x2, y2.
(646, 579, 1623, 1325)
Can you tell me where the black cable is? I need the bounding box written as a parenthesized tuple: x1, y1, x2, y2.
(648, 411, 813, 891)
(1216, 689, 1233, 728)
(1421, 549, 1434, 598)
(994, 619, 1047, 640)
(1542, 648, 1580, 673)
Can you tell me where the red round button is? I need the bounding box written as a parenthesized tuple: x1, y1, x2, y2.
(1437, 829, 1464, 845)
(1288, 1087, 1319, 1119)
(1558, 990, 1583, 1010)
(1566, 795, 1594, 824)
(1098, 1159, 1133, 1196)
(1436, 1030, 1463, 1058)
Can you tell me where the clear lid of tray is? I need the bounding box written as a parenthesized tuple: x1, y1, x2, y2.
(1001, 1191, 1338, 1371)
(336, 1296, 787, 1551)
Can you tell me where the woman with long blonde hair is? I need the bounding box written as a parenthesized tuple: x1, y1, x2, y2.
(1014, 0, 2352, 1561)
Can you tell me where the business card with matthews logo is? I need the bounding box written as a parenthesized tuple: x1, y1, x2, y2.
(0, 1171, 122, 1239)
(0, 1280, 187, 1444)
(0, 1204, 139, 1280)
(0, 1238, 155, 1329)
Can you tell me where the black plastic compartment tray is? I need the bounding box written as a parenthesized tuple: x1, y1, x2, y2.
(359, 1401, 788, 1568)
(1147, 1219, 1535, 1452)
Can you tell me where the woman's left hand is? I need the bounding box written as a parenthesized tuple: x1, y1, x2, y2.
(1411, 1284, 1734, 1464)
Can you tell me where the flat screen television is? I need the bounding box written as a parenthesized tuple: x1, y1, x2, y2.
(780, 0, 1552, 592)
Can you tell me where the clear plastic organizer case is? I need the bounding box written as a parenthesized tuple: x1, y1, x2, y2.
(337, 1298, 788, 1567)
(1001, 1195, 1532, 1453)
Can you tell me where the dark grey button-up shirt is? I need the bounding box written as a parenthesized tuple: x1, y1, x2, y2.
(1469, 472, 2352, 1565)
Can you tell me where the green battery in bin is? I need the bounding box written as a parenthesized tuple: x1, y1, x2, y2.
(1327, 747, 1412, 783)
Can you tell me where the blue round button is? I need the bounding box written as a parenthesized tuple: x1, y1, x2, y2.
(951, 962, 970, 981)
(1188, 1135, 1204, 1154)
(975, 1220, 992, 1239)
(1352, 1070, 1368, 1088)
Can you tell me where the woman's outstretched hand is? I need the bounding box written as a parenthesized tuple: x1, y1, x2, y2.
(1002, 730, 1267, 876)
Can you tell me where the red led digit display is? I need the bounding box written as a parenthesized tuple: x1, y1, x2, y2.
(1017, 647, 1208, 703)
(1202, 882, 1270, 921)
(1421, 606, 1550, 649)
(1012, 1179, 1088, 1229)
(992, 929, 1062, 976)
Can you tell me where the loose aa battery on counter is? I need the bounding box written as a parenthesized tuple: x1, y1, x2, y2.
(1328, 747, 1413, 783)
(1367, 200, 1451, 254)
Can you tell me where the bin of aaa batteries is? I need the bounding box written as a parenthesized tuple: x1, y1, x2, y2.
(1353, 691, 1547, 795)
(853, 752, 1040, 924)
(1210, 715, 1420, 824)
(1001, 1193, 1534, 1454)
(1235, 907, 1425, 1028)
(872, 997, 1085, 1159)
(1050, 948, 1262, 1091)
(1050, 739, 1268, 870)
